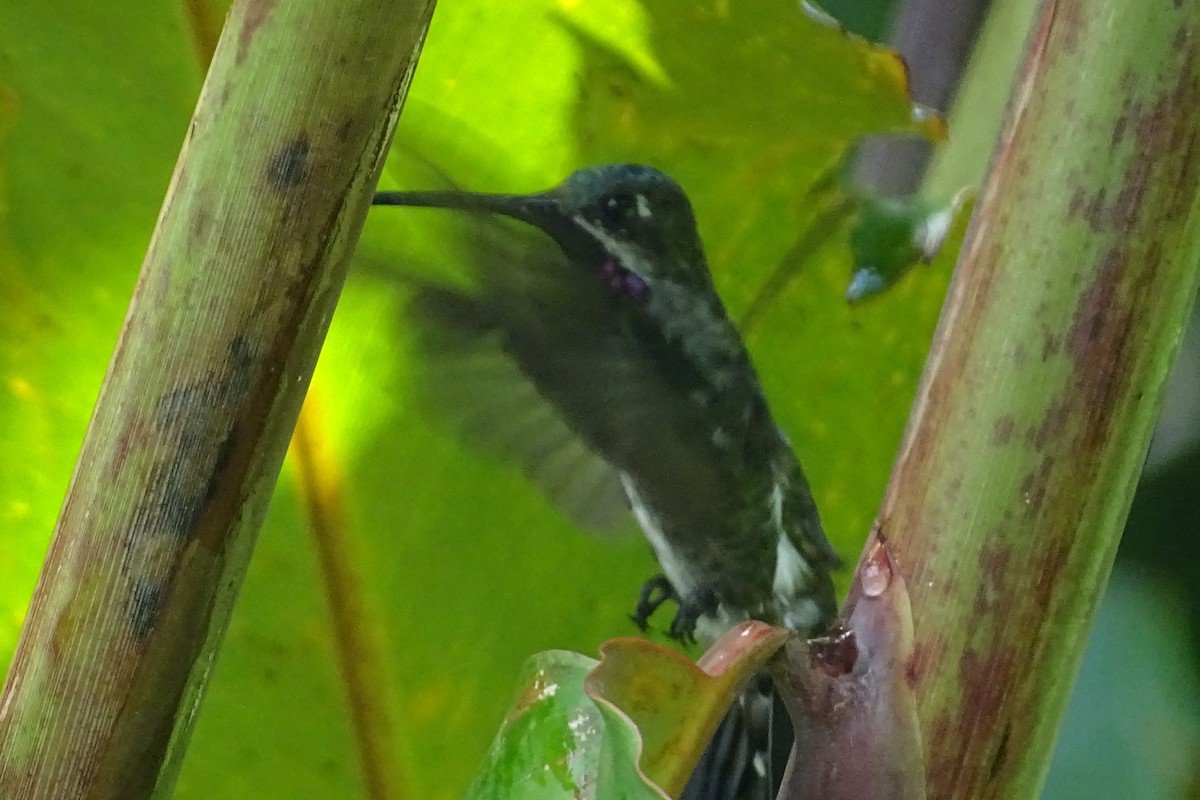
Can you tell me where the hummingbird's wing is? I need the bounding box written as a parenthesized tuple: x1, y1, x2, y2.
(454, 217, 775, 597)
(390, 202, 769, 586)
(408, 282, 633, 535)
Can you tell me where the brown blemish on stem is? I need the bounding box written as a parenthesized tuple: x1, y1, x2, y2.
(126, 336, 259, 545)
(990, 415, 1015, 445)
(924, 647, 1018, 792)
(190, 205, 211, 242)
(128, 581, 164, 640)
(1040, 331, 1061, 360)
(903, 636, 947, 694)
(873, 6, 1200, 798)
(237, 0, 279, 66)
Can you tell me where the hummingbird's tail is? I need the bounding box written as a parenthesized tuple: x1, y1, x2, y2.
(682, 675, 786, 800)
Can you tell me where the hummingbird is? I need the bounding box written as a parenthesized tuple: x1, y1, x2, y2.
(373, 164, 840, 799)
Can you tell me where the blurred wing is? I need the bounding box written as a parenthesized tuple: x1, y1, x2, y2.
(410, 283, 632, 535)
(400, 202, 729, 543)
(433, 208, 735, 551)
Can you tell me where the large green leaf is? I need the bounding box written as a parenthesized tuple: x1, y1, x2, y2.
(0, 0, 200, 663)
(1, 1, 957, 798)
(1042, 569, 1200, 800)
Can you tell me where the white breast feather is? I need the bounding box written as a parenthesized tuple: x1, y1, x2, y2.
(620, 474, 697, 598)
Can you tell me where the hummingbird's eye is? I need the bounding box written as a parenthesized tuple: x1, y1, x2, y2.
(599, 192, 655, 230)
(601, 194, 637, 225)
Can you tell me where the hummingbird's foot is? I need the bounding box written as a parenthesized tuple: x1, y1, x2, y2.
(631, 575, 676, 632)
(667, 588, 719, 644)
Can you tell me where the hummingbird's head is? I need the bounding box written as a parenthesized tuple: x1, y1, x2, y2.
(374, 165, 714, 300)
(538, 165, 712, 297)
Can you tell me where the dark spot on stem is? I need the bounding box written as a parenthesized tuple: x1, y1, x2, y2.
(266, 137, 310, 190)
(191, 205, 211, 241)
(991, 415, 1015, 445)
(1029, 401, 1070, 450)
(131, 334, 260, 542)
(227, 334, 256, 371)
(129, 580, 164, 640)
(203, 429, 240, 504)
(1041, 332, 1061, 360)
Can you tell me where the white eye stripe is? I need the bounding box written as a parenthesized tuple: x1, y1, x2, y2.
(635, 193, 652, 219)
(574, 215, 655, 286)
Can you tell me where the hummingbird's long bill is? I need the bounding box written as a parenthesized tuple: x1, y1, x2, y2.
(373, 189, 560, 228)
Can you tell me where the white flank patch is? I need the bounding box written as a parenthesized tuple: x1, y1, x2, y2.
(769, 475, 826, 632)
(769, 482, 785, 531)
(773, 534, 807, 600)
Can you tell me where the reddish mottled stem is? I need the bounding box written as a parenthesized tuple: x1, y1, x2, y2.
(862, 1, 1200, 798)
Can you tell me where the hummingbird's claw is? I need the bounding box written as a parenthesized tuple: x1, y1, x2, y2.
(667, 588, 719, 644)
(631, 574, 676, 632)
(633, 578, 720, 643)
(667, 605, 700, 643)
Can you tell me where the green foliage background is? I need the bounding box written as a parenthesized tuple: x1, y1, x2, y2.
(1, 1, 1197, 799)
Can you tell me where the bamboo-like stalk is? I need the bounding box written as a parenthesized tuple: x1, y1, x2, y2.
(858, 1, 1200, 797)
(0, 1, 435, 797)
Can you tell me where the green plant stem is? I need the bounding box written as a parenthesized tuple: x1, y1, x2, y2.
(292, 395, 407, 800)
(0, 1, 435, 797)
(858, 1, 1200, 798)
